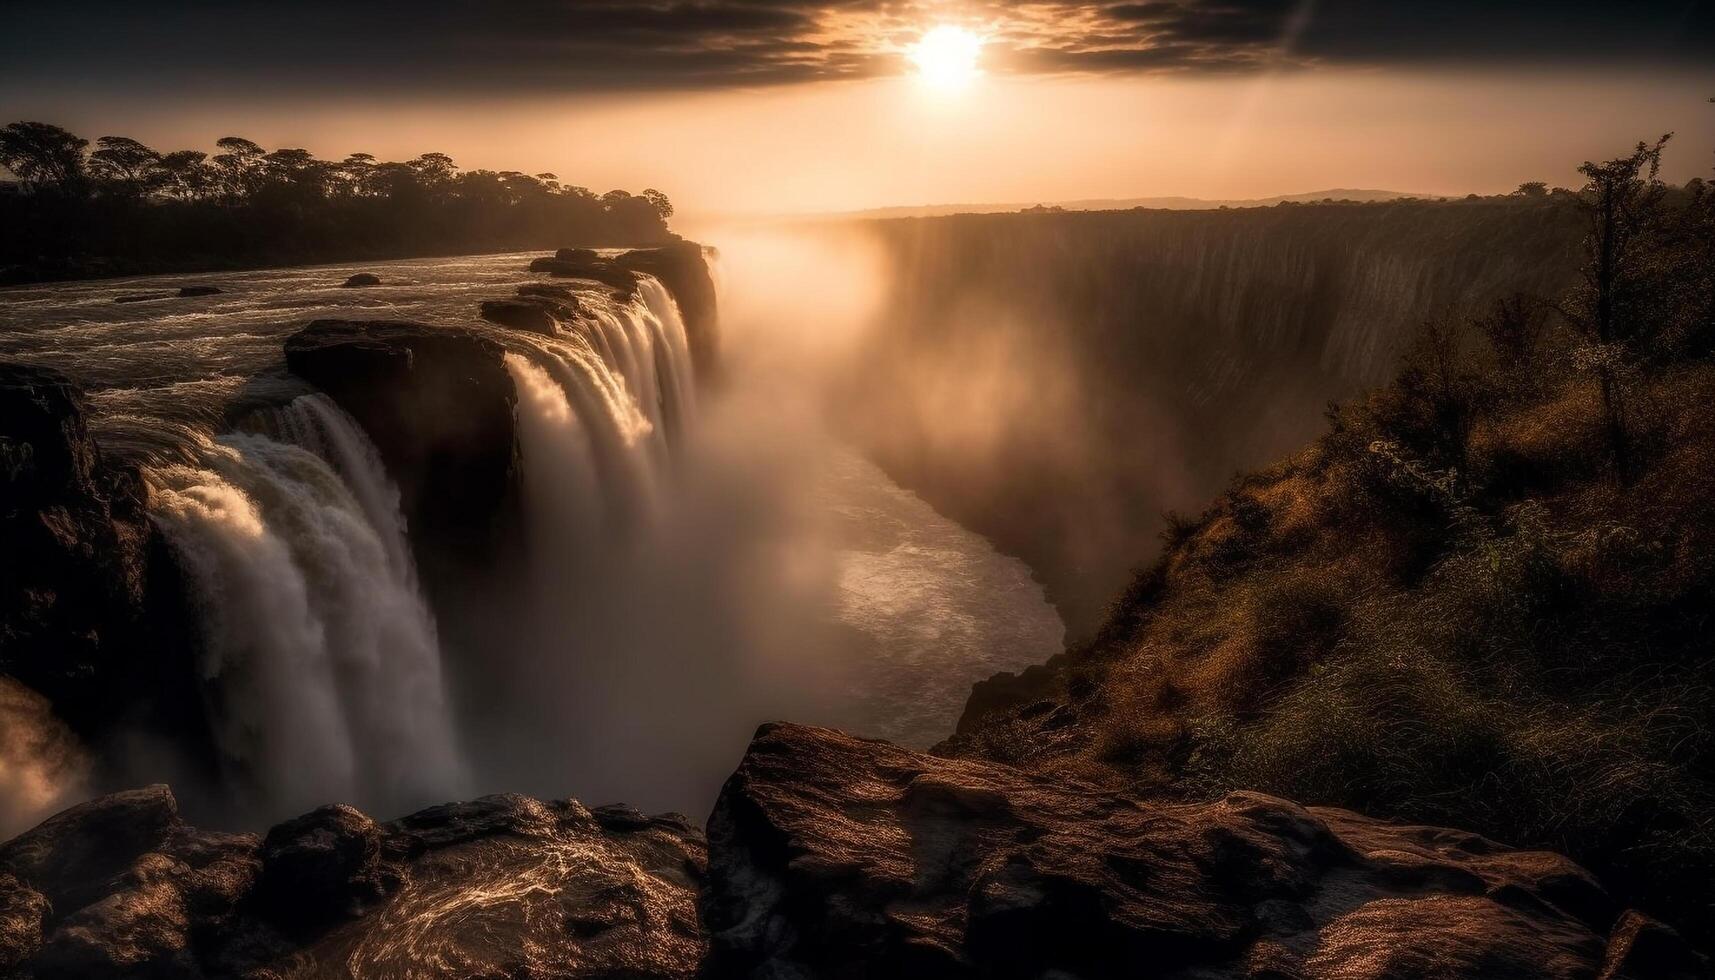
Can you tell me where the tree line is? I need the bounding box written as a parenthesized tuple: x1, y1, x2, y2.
(0, 122, 678, 283)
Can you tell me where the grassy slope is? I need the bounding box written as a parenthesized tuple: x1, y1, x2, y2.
(942, 181, 1715, 937)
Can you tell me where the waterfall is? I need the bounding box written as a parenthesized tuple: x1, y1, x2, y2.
(147, 396, 466, 819)
(505, 277, 698, 533)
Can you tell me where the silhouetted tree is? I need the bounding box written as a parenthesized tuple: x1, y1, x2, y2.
(0, 122, 677, 283)
(642, 188, 674, 219)
(87, 137, 163, 197)
(1558, 135, 1671, 479)
(0, 122, 88, 194)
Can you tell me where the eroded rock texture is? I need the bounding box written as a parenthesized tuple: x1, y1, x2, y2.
(702, 723, 1706, 980)
(0, 363, 201, 752)
(0, 786, 705, 979)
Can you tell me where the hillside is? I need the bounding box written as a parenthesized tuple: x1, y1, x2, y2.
(942, 144, 1715, 940)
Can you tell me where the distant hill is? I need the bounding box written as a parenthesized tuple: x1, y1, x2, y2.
(837, 189, 1436, 220)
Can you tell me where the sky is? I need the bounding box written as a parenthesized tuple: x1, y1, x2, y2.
(3, 1, 1713, 215)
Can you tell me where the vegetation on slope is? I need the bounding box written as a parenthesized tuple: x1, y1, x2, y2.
(945, 138, 1715, 938)
(847, 194, 1586, 638)
(0, 122, 677, 283)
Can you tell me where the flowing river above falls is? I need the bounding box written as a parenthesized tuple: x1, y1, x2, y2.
(0, 251, 1064, 822)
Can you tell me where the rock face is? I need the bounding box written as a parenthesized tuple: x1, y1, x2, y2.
(283, 320, 523, 688)
(528, 255, 642, 291)
(0, 363, 201, 749)
(702, 723, 1705, 980)
(0, 786, 705, 979)
(283, 320, 519, 574)
(519, 282, 578, 300)
(480, 297, 574, 335)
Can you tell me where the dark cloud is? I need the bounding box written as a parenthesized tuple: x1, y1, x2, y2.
(2, 0, 1710, 96)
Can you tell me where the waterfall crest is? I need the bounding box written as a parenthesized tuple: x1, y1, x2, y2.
(147, 396, 466, 819)
(503, 277, 698, 533)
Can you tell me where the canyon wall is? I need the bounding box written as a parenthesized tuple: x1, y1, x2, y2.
(840, 200, 1584, 635)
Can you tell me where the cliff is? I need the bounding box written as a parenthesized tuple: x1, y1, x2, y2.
(0, 364, 205, 770)
(941, 184, 1715, 940)
(841, 199, 1585, 636)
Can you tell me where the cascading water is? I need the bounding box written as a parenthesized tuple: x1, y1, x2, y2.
(501, 276, 698, 536)
(0, 249, 1065, 822)
(147, 395, 466, 820)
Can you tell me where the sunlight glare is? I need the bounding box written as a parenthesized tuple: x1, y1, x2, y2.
(909, 26, 983, 93)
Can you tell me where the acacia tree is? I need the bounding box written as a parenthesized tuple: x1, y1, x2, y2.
(642, 187, 674, 218)
(0, 122, 88, 193)
(211, 137, 266, 201)
(87, 136, 164, 197)
(1557, 135, 1671, 480)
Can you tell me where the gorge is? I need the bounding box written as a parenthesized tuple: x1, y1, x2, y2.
(2, 196, 1709, 978)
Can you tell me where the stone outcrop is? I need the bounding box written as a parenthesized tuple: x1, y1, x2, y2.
(341, 273, 381, 288)
(0, 786, 705, 979)
(0, 363, 201, 749)
(528, 256, 642, 291)
(702, 723, 1705, 980)
(480, 297, 574, 336)
(519, 282, 579, 301)
(283, 320, 519, 575)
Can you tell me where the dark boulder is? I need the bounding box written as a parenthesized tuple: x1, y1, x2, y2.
(518, 282, 577, 301)
(175, 286, 221, 298)
(703, 722, 1705, 980)
(479, 298, 569, 336)
(0, 786, 705, 979)
(252, 805, 394, 933)
(555, 247, 601, 262)
(283, 320, 517, 570)
(0, 786, 180, 917)
(341, 273, 381, 288)
(0, 363, 202, 748)
(528, 256, 641, 291)
(113, 292, 173, 304)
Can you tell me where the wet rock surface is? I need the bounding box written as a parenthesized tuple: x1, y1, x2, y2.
(480, 297, 573, 335)
(283, 319, 519, 568)
(702, 723, 1705, 980)
(0, 786, 706, 979)
(528, 256, 642, 291)
(340, 273, 381, 288)
(0, 363, 201, 748)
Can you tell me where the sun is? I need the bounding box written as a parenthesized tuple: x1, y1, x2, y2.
(909, 26, 983, 93)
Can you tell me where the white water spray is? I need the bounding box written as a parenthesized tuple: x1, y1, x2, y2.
(148, 398, 466, 820)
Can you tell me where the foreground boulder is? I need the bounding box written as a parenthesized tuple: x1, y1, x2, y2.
(0, 786, 705, 979)
(341, 273, 381, 288)
(703, 723, 1705, 980)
